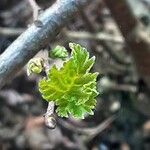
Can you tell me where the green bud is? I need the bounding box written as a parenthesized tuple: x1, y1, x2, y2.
(27, 58, 44, 76)
(49, 45, 68, 60)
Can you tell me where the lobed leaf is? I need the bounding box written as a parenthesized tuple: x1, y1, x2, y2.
(39, 43, 99, 118)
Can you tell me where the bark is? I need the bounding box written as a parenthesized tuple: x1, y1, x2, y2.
(0, 0, 90, 89)
(103, 0, 150, 86)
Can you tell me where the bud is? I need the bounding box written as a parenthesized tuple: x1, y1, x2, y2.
(49, 45, 68, 60)
(44, 114, 56, 129)
(27, 58, 44, 76)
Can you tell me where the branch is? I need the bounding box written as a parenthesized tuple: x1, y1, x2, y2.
(27, 0, 41, 21)
(44, 101, 56, 129)
(64, 30, 123, 43)
(103, 0, 150, 86)
(0, 27, 25, 36)
(0, 0, 90, 89)
(58, 115, 116, 142)
(0, 27, 123, 43)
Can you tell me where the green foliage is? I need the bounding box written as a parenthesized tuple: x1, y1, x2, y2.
(49, 45, 68, 60)
(39, 43, 99, 118)
(27, 58, 44, 76)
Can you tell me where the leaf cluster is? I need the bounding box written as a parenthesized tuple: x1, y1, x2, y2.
(39, 43, 99, 118)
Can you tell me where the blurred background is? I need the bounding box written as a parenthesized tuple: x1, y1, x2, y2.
(0, 0, 150, 149)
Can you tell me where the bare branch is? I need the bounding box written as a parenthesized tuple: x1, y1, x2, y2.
(44, 101, 56, 129)
(27, 0, 41, 21)
(0, 27, 25, 36)
(0, 0, 90, 89)
(64, 30, 124, 43)
(58, 115, 116, 135)
(103, 0, 150, 86)
(0, 27, 123, 43)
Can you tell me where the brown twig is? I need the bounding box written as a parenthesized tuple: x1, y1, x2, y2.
(0, 27, 123, 44)
(58, 115, 116, 136)
(64, 30, 123, 43)
(103, 0, 150, 87)
(0, 27, 25, 36)
(77, 4, 130, 68)
(44, 101, 56, 129)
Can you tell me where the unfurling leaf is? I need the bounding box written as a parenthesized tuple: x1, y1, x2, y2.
(49, 45, 68, 60)
(39, 43, 99, 119)
(27, 58, 44, 76)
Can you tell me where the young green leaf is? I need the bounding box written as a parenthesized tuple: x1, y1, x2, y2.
(49, 45, 68, 60)
(39, 43, 99, 118)
(27, 58, 44, 76)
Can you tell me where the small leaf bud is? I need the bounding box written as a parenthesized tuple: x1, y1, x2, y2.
(49, 45, 68, 60)
(27, 58, 44, 76)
